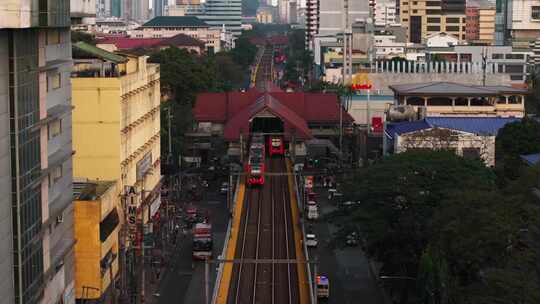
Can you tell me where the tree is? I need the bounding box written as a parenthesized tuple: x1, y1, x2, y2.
(230, 34, 257, 68)
(526, 65, 540, 114)
(214, 52, 245, 90)
(496, 117, 540, 180)
(71, 31, 97, 44)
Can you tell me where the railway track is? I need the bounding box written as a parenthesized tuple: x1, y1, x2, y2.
(254, 45, 274, 90)
(227, 158, 299, 304)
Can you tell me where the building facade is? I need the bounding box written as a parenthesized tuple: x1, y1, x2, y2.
(129, 16, 221, 52)
(199, 0, 242, 37)
(465, 1, 496, 45)
(73, 181, 120, 301)
(374, 0, 399, 26)
(0, 1, 76, 304)
(400, 0, 466, 43)
(71, 43, 162, 302)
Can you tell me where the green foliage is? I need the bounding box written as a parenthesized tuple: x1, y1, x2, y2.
(336, 151, 540, 303)
(149, 47, 223, 105)
(230, 34, 258, 69)
(526, 65, 540, 114)
(283, 29, 313, 84)
(496, 117, 540, 180)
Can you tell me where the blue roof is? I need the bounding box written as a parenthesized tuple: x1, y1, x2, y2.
(385, 116, 525, 140)
(521, 153, 540, 166)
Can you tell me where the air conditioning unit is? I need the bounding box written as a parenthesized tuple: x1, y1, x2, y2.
(56, 214, 64, 223)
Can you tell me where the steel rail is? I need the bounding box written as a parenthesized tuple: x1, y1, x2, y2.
(233, 190, 255, 304)
(251, 182, 263, 304)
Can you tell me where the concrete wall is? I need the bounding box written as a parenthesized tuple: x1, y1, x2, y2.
(395, 128, 496, 166)
(72, 77, 122, 181)
(0, 31, 15, 304)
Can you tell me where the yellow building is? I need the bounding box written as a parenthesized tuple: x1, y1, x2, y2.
(73, 181, 120, 300)
(400, 0, 466, 43)
(71, 42, 162, 262)
(478, 6, 495, 45)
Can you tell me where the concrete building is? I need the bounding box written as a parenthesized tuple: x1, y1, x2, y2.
(257, 7, 275, 24)
(389, 81, 527, 117)
(374, 0, 399, 26)
(465, 0, 496, 45)
(154, 0, 166, 17)
(198, 0, 242, 36)
(496, 0, 540, 46)
(319, 0, 369, 35)
(384, 117, 522, 166)
(0, 1, 76, 304)
(73, 181, 120, 301)
(123, 0, 150, 22)
(71, 0, 97, 29)
(400, 0, 467, 43)
(129, 16, 221, 52)
(71, 42, 162, 302)
(305, 0, 319, 46)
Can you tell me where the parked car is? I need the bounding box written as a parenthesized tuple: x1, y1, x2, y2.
(306, 233, 318, 247)
(327, 189, 344, 201)
(220, 182, 229, 194)
(307, 205, 319, 220)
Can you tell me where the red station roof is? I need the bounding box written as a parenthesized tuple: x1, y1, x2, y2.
(194, 90, 354, 141)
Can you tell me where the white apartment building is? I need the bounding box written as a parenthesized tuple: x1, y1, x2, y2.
(374, 0, 399, 26)
(508, 0, 540, 41)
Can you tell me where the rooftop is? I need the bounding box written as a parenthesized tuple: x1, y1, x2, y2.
(74, 181, 116, 201)
(73, 41, 128, 63)
(98, 33, 205, 50)
(385, 117, 533, 140)
(521, 153, 540, 167)
(390, 82, 528, 96)
(142, 16, 208, 28)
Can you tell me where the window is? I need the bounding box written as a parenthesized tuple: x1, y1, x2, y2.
(427, 17, 441, 23)
(492, 53, 504, 59)
(47, 29, 61, 45)
(413, 1, 418, 4)
(402, 18, 409, 22)
(462, 148, 481, 160)
(532, 6, 540, 20)
(426, 10, 441, 14)
(48, 165, 63, 186)
(48, 119, 62, 139)
(445, 25, 459, 31)
(47, 73, 61, 91)
(505, 53, 524, 60)
(426, 1, 440, 7)
(446, 17, 460, 23)
(505, 64, 524, 73)
(427, 25, 441, 31)
(413, 9, 418, 13)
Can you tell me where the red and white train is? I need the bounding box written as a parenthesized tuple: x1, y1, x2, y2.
(268, 136, 284, 157)
(247, 134, 265, 186)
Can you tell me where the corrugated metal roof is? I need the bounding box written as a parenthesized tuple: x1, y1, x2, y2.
(223, 93, 312, 140)
(73, 41, 127, 63)
(389, 82, 527, 96)
(521, 154, 540, 166)
(142, 16, 208, 27)
(386, 116, 527, 139)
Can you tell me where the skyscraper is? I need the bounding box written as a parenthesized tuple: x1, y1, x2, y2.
(0, 1, 76, 304)
(154, 0, 166, 17)
(199, 0, 242, 36)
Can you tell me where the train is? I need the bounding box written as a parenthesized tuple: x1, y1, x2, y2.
(268, 135, 284, 157)
(247, 134, 265, 186)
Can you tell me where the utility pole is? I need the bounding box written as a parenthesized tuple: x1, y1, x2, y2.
(482, 46, 487, 86)
(342, 0, 353, 85)
(165, 106, 173, 164)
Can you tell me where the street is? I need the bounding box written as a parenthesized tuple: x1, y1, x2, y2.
(156, 177, 230, 304)
(307, 185, 386, 304)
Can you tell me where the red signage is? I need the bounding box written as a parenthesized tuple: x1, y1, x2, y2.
(351, 84, 372, 90)
(371, 117, 383, 133)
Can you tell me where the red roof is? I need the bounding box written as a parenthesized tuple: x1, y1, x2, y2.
(223, 94, 312, 140)
(98, 34, 204, 50)
(194, 90, 354, 140)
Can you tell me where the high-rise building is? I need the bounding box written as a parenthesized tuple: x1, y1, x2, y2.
(466, 0, 496, 45)
(199, 0, 242, 36)
(305, 0, 319, 47)
(374, 0, 398, 26)
(318, 0, 369, 35)
(0, 1, 76, 304)
(400, 0, 466, 43)
(112, 0, 123, 17)
(154, 0, 166, 17)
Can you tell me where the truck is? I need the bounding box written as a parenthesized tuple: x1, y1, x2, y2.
(192, 222, 212, 260)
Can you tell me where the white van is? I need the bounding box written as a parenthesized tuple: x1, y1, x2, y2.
(307, 205, 319, 220)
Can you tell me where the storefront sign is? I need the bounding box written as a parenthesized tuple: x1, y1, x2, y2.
(125, 186, 139, 248)
(136, 152, 153, 182)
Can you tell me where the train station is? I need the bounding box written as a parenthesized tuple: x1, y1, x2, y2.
(188, 89, 353, 166)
